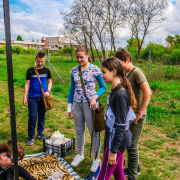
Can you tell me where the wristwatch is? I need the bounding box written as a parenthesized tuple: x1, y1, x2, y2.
(47, 90, 51, 93)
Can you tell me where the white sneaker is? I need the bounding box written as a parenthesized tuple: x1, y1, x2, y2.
(71, 154, 84, 167)
(90, 158, 101, 172)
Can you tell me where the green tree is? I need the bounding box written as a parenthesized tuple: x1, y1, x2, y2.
(125, 38, 142, 60)
(165, 35, 175, 46)
(165, 34, 180, 49)
(174, 34, 180, 49)
(16, 35, 23, 41)
(126, 38, 141, 50)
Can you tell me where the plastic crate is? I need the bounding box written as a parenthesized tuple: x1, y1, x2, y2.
(43, 137, 75, 158)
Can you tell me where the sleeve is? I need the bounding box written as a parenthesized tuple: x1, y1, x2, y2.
(95, 74, 106, 97)
(134, 69, 147, 85)
(26, 69, 31, 80)
(110, 91, 129, 154)
(47, 69, 52, 79)
(68, 75, 75, 103)
(18, 165, 36, 180)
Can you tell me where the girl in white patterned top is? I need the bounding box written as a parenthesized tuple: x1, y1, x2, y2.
(67, 46, 106, 172)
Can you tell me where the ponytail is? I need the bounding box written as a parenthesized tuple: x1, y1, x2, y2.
(121, 76, 138, 112)
(88, 56, 92, 62)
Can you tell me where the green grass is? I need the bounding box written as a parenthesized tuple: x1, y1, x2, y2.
(0, 54, 180, 180)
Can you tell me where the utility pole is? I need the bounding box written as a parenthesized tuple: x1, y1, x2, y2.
(149, 49, 151, 79)
(3, 0, 19, 179)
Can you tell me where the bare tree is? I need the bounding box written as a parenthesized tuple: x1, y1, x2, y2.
(96, 0, 126, 55)
(126, 0, 168, 59)
(60, 0, 126, 61)
(60, 0, 98, 61)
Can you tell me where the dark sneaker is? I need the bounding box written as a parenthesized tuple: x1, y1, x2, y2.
(37, 133, 46, 140)
(27, 138, 34, 146)
(124, 165, 141, 176)
(137, 165, 141, 175)
(124, 168, 128, 176)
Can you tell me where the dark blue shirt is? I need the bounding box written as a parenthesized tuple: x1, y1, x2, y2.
(26, 67, 51, 98)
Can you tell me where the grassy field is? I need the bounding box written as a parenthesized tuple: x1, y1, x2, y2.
(0, 54, 180, 180)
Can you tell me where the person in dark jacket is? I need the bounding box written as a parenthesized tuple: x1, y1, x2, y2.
(97, 57, 138, 180)
(0, 140, 36, 180)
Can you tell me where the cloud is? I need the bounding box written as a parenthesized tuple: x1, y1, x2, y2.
(0, 0, 179, 49)
(118, 0, 178, 47)
(0, 0, 67, 40)
(10, 4, 22, 12)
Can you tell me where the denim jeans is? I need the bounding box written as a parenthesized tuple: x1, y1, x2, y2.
(28, 98, 46, 138)
(127, 115, 146, 180)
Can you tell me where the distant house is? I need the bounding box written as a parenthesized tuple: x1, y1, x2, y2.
(41, 37, 78, 51)
(0, 40, 44, 50)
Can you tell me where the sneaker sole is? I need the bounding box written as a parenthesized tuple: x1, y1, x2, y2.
(71, 158, 84, 167)
(90, 168, 98, 173)
(90, 161, 101, 172)
(90, 165, 100, 172)
(37, 136, 46, 140)
(26, 143, 33, 146)
(124, 172, 141, 176)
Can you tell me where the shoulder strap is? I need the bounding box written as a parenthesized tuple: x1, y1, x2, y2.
(33, 67, 44, 93)
(78, 66, 90, 103)
(126, 67, 136, 78)
(107, 86, 126, 109)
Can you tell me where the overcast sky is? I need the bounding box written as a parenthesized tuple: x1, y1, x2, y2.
(0, 0, 178, 48)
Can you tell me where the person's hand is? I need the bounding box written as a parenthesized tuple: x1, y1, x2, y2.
(108, 152, 117, 165)
(90, 96, 97, 110)
(23, 97, 28, 106)
(43, 91, 50, 97)
(132, 112, 143, 124)
(67, 112, 73, 119)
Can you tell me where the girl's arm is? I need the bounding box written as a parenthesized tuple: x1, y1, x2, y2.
(67, 75, 75, 118)
(90, 74, 106, 109)
(96, 74, 106, 97)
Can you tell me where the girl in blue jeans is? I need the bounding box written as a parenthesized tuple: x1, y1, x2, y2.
(98, 57, 137, 180)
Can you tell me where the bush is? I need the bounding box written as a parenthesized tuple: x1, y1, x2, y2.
(58, 46, 75, 54)
(168, 49, 180, 64)
(26, 48, 36, 54)
(141, 43, 167, 61)
(50, 51, 60, 56)
(0, 44, 6, 54)
(11, 45, 25, 54)
(164, 66, 175, 79)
